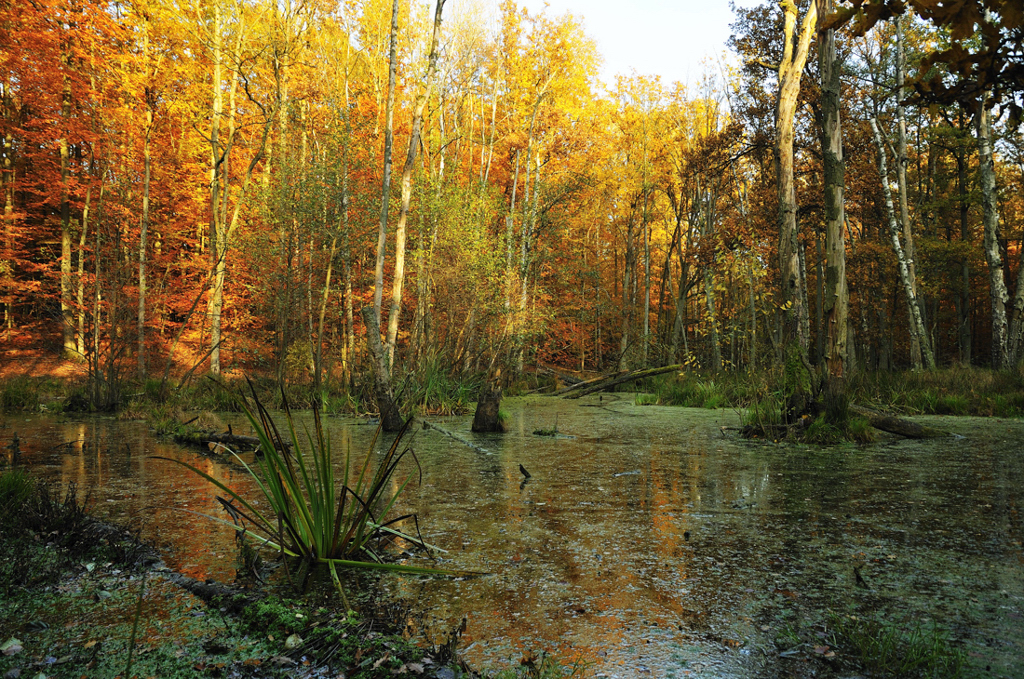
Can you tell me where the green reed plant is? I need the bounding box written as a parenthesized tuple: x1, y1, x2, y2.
(156, 381, 471, 606)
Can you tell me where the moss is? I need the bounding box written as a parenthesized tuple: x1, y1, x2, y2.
(240, 597, 304, 636)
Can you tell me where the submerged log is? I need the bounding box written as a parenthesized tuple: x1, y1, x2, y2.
(563, 364, 683, 399)
(421, 421, 489, 453)
(849, 404, 950, 439)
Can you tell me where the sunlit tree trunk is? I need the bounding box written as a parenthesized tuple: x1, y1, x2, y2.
(60, 69, 76, 358)
(77, 180, 93, 357)
(775, 0, 817, 358)
(895, 19, 922, 370)
(138, 37, 153, 379)
(619, 208, 635, 371)
(373, 0, 398, 324)
(2, 82, 14, 337)
(386, 0, 445, 366)
(365, 0, 402, 430)
(869, 117, 935, 369)
(207, 0, 225, 375)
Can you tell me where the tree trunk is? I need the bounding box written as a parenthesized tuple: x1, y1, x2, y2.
(138, 105, 152, 379)
(818, 0, 848, 379)
(849, 404, 949, 439)
(703, 269, 722, 372)
(975, 97, 1010, 368)
(868, 117, 935, 369)
(775, 0, 817, 358)
(207, 0, 224, 375)
(60, 69, 75, 358)
(2, 87, 13, 336)
(76, 181, 93, 357)
(361, 306, 404, 432)
(564, 364, 682, 399)
(374, 0, 399, 323)
(895, 19, 922, 370)
(472, 368, 505, 433)
(955, 115, 972, 364)
(386, 0, 446, 366)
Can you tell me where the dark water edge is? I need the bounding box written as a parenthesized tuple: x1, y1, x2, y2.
(3, 395, 1022, 678)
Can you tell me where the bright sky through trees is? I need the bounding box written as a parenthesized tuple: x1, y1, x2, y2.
(518, 0, 762, 87)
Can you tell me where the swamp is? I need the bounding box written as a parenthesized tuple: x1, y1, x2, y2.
(2, 390, 1021, 677)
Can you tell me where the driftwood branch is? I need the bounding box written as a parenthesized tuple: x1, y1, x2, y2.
(564, 364, 682, 400)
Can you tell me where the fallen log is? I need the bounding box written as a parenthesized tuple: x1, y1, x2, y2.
(849, 404, 950, 439)
(551, 370, 628, 396)
(535, 362, 585, 386)
(173, 429, 291, 453)
(564, 364, 683, 399)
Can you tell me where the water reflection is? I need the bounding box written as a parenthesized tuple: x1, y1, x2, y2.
(5, 399, 1023, 678)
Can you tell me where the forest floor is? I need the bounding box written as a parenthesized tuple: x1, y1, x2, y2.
(0, 323, 88, 381)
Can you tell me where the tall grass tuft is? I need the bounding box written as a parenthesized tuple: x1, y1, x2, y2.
(406, 358, 480, 415)
(155, 381, 473, 605)
(0, 377, 40, 412)
(830, 614, 965, 677)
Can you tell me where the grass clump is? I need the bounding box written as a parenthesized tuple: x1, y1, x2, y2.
(490, 651, 588, 678)
(0, 468, 33, 517)
(849, 366, 1024, 417)
(0, 472, 149, 596)
(156, 382, 474, 606)
(830, 614, 965, 677)
(406, 359, 481, 415)
(0, 377, 41, 412)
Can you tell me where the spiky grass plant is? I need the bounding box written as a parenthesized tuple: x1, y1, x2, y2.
(156, 381, 471, 605)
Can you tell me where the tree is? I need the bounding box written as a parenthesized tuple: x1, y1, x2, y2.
(774, 0, 818, 358)
(817, 0, 849, 378)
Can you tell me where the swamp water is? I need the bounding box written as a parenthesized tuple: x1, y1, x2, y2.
(3, 394, 1023, 677)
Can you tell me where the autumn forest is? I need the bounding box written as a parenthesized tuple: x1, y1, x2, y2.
(3, 0, 1024, 406)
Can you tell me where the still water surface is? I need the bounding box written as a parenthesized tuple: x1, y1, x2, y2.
(4, 394, 1023, 677)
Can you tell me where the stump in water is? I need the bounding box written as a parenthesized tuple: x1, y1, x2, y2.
(361, 306, 405, 432)
(472, 380, 506, 433)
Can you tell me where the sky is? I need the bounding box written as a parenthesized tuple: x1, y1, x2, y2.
(516, 0, 764, 89)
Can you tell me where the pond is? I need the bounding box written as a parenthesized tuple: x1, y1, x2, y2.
(3, 394, 1023, 677)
